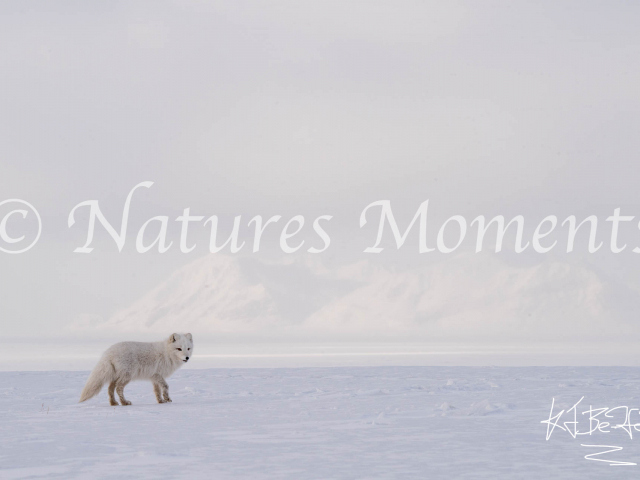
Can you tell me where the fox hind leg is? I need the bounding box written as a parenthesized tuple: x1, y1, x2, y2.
(108, 381, 118, 406)
(115, 374, 132, 406)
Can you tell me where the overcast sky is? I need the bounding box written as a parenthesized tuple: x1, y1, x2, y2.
(1, 1, 640, 345)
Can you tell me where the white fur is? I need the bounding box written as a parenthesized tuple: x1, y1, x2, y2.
(79, 333, 193, 405)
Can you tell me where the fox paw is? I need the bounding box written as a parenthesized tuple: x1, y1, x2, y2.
(164, 397, 172, 403)
(120, 400, 132, 406)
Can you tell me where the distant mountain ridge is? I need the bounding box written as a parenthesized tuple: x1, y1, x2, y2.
(96, 252, 635, 342)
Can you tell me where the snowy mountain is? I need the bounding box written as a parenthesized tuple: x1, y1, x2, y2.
(103, 255, 279, 336)
(92, 252, 636, 343)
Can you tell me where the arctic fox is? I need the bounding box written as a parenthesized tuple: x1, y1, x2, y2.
(79, 333, 193, 406)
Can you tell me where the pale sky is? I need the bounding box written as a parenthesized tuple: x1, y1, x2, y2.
(1, 1, 640, 345)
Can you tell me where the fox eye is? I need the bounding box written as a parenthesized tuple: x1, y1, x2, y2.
(177, 348, 182, 351)
(188, 348, 191, 351)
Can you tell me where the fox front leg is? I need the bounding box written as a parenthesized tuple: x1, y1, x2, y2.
(153, 382, 164, 403)
(152, 374, 171, 403)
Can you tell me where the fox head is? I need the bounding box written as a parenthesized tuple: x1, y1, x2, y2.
(167, 333, 193, 363)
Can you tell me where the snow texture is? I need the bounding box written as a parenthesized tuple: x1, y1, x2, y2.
(1, 367, 640, 479)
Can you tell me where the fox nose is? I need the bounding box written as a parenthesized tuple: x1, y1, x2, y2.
(185, 357, 189, 361)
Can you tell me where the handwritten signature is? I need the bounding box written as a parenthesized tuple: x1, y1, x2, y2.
(542, 396, 639, 466)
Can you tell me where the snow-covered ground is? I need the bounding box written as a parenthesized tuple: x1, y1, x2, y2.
(2, 366, 640, 479)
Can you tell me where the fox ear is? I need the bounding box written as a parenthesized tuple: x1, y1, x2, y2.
(169, 333, 180, 343)
(185, 333, 192, 341)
